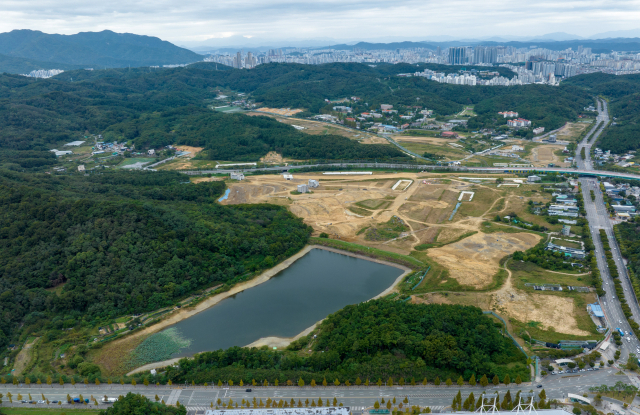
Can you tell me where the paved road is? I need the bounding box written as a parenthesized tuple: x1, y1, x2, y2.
(577, 98, 640, 366)
(0, 370, 621, 414)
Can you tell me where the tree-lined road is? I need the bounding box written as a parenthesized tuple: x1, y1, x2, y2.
(0, 369, 620, 414)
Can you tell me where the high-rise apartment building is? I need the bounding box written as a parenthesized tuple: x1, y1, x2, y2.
(448, 47, 466, 65)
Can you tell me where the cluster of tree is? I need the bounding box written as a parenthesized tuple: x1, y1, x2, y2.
(100, 392, 186, 415)
(0, 170, 312, 348)
(564, 73, 640, 153)
(0, 62, 604, 169)
(105, 107, 406, 161)
(159, 301, 529, 384)
(512, 238, 584, 271)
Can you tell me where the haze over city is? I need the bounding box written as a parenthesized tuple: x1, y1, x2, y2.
(3, 0, 640, 46)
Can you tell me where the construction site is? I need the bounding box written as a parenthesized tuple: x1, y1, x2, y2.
(212, 170, 599, 347)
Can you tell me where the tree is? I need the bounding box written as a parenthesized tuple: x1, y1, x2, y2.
(457, 376, 464, 386)
(334, 379, 340, 387)
(377, 379, 383, 387)
(59, 377, 64, 386)
(356, 377, 362, 386)
(71, 378, 76, 386)
(239, 380, 244, 387)
(37, 378, 42, 385)
(25, 377, 31, 387)
(298, 378, 304, 387)
(374, 401, 380, 409)
(131, 379, 136, 387)
(46, 375, 52, 386)
(310, 379, 316, 387)
(446, 378, 452, 387)
(480, 375, 489, 387)
(503, 374, 510, 386)
(515, 375, 522, 385)
(386, 401, 392, 410)
(492, 375, 499, 386)
(97, 378, 102, 386)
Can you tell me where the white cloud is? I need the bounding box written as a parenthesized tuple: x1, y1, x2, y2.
(1, 0, 640, 43)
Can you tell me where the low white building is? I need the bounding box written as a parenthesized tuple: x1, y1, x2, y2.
(148, 149, 155, 155)
(283, 174, 293, 180)
(308, 179, 319, 188)
(230, 172, 245, 180)
(527, 175, 541, 183)
(297, 184, 309, 193)
(78, 165, 85, 172)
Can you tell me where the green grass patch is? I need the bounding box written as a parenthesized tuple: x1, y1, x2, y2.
(348, 206, 373, 216)
(509, 261, 588, 289)
(399, 130, 439, 137)
(310, 237, 424, 269)
(482, 221, 547, 237)
(598, 391, 637, 404)
(552, 239, 582, 249)
(117, 157, 153, 167)
(356, 199, 393, 210)
(115, 316, 130, 324)
(414, 230, 477, 250)
(356, 226, 370, 236)
(365, 216, 409, 241)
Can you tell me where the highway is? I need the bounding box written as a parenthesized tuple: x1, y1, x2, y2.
(0, 369, 622, 414)
(577, 98, 640, 367)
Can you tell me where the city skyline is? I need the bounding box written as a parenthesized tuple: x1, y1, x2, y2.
(2, 0, 640, 45)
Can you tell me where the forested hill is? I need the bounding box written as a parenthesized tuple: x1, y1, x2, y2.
(106, 108, 407, 161)
(0, 170, 312, 348)
(164, 301, 529, 384)
(563, 73, 640, 153)
(0, 62, 596, 167)
(0, 30, 202, 73)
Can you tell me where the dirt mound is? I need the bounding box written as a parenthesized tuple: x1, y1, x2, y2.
(260, 151, 283, 163)
(429, 232, 541, 289)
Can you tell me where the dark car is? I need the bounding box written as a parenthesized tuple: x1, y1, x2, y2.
(537, 385, 543, 388)
(246, 389, 252, 392)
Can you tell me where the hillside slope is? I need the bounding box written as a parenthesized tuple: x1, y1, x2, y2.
(0, 30, 202, 71)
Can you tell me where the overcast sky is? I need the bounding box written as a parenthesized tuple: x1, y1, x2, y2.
(3, 0, 640, 45)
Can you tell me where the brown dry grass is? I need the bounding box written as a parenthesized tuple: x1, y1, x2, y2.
(415, 267, 591, 337)
(428, 232, 541, 288)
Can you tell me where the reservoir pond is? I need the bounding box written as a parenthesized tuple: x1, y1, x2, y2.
(165, 248, 404, 357)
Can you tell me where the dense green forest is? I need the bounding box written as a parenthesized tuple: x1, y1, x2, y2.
(0, 62, 598, 168)
(106, 107, 406, 160)
(163, 301, 529, 384)
(616, 218, 640, 291)
(564, 74, 640, 153)
(0, 170, 311, 348)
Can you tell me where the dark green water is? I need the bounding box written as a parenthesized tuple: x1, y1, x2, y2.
(166, 248, 404, 357)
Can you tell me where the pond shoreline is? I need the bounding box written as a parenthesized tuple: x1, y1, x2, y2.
(126, 245, 411, 375)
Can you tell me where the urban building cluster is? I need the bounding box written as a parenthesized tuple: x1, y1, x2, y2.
(205, 44, 640, 78)
(602, 181, 639, 220)
(22, 69, 65, 78)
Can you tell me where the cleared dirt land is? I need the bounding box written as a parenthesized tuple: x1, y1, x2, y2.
(428, 232, 540, 289)
(526, 144, 569, 167)
(556, 121, 592, 142)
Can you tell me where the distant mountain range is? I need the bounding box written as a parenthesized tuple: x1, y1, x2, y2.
(0, 30, 202, 74)
(182, 30, 640, 52)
